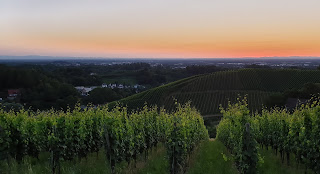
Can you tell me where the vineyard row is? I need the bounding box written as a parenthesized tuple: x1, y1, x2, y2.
(217, 99, 320, 174)
(0, 104, 208, 174)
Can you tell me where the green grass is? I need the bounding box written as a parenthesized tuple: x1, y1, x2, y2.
(0, 145, 168, 174)
(185, 140, 313, 174)
(136, 140, 239, 174)
(187, 140, 238, 174)
(258, 147, 313, 174)
(137, 144, 168, 174)
(1, 150, 118, 174)
(1, 141, 315, 174)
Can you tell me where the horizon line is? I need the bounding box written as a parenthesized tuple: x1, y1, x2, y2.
(1, 55, 320, 60)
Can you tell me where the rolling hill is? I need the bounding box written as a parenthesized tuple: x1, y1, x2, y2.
(111, 69, 320, 115)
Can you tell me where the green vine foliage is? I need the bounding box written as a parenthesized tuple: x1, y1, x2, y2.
(0, 103, 208, 174)
(218, 98, 320, 174)
(255, 101, 320, 173)
(165, 103, 208, 174)
(217, 99, 259, 174)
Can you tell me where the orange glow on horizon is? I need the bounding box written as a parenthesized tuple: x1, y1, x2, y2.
(1, 1, 320, 58)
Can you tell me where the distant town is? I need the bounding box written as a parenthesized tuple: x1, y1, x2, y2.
(75, 83, 145, 96)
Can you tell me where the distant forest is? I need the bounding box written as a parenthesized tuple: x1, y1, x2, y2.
(0, 63, 225, 111)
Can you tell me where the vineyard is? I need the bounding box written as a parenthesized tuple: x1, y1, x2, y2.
(115, 69, 320, 115)
(164, 90, 272, 115)
(1, 100, 319, 173)
(0, 104, 208, 174)
(2, 69, 320, 173)
(217, 98, 320, 174)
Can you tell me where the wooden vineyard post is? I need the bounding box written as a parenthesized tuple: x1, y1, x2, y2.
(245, 122, 250, 133)
(103, 124, 115, 174)
(0, 125, 6, 173)
(171, 122, 177, 174)
(50, 125, 54, 174)
(243, 122, 258, 174)
(50, 125, 60, 174)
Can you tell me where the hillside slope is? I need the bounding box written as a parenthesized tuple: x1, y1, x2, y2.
(111, 69, 320, 115)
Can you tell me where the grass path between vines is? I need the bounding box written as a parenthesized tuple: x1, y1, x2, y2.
(186, 140, 238, 174)
(138, 140, 238, 174)
(258, 147, 313, 174)
(1, 140, 313, 174)
(184, 140, 311, 174)
(134, 140, 313, 174)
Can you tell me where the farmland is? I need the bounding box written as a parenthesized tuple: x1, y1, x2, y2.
(115, 69, 320, 115)
(0, 104, 208, 174)
(2, 68, 320, 174)
(216, 99, 319, 173)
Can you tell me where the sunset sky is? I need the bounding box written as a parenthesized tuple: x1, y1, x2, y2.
(1, 0, 320, 58)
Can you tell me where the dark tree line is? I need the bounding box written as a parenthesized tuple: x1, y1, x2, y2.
(0, 65, 41, 89)
(51, 67, 102, 86)
(186, 65, 225, 75)
(0, 63, 230, 110)
(265, 83, 320, 108)
(0, 65, 79, 111)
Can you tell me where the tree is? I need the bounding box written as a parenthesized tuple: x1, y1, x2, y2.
(86, 88, 120, 105)
(264, 93, 287, 108)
